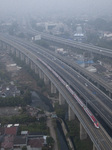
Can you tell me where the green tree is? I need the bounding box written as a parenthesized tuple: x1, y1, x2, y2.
(22, 146, 27, 150)
(54, 103, 67, 119)
(46, 137, 54, 147)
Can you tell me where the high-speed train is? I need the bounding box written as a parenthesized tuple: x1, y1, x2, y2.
(37, 57, 99, 128)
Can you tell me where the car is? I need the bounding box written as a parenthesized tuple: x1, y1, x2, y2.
(85, 83, 88, 86)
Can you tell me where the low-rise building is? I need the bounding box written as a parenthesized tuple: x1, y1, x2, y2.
(27, 137, 44, 150)
(0, 124, 47, 150)
(13, 136, 27, 149)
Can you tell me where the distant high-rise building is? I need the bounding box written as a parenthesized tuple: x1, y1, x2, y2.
(76, 24, 83, 34)
(74, 24, 84, 41)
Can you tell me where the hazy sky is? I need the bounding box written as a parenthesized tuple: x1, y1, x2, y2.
(0, 0, 112, 16)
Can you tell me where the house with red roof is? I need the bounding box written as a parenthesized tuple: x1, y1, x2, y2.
(5, 126, 18, 135)
(1, 125, 18, 150)
(0, 125, 47, 150)
(27, 137, 44, 150)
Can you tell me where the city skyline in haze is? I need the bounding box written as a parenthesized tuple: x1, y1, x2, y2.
(0, 0, 112, 17)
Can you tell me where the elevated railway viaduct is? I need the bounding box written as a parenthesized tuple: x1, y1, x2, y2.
(0, 37, 112, 150)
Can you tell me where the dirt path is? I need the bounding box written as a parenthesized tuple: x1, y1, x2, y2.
(46, 113, 59, 150)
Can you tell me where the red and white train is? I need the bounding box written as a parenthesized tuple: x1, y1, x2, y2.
(37, 57, 99, 128)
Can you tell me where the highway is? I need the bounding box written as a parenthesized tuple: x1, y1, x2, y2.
(1, 33, 112, 96)
(21, 28, 112, 95)
(0, 35, 112, 149)
(26, 29, 112, 94)
(25, 29, 112, 58)
(35, 53, 112, 150)
(36, 51, 112, 130)
(0, 34, 112, 131)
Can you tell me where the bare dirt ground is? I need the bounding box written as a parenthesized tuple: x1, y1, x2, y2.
(46, 111, 59, 150)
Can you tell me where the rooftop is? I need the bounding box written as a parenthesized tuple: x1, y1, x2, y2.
(1, 135, 14, 149)
(5, 126, 17, 135)
(14, 135, 27, 145)
(28, 138, 44, 148)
